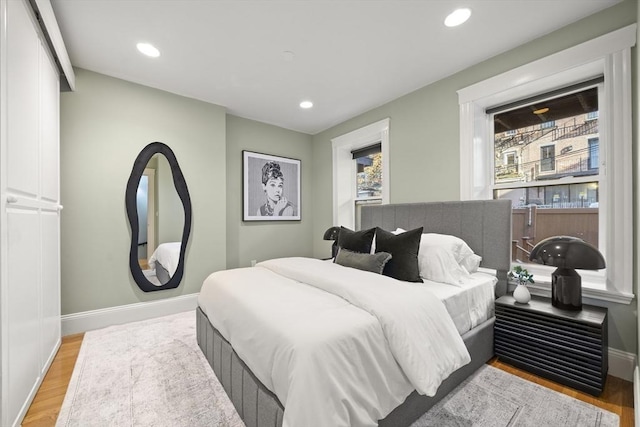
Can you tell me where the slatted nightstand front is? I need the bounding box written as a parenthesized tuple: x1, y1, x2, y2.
(495, 295, 608, 396)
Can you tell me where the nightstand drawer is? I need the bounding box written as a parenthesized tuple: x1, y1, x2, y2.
(495, 295, 608, 396)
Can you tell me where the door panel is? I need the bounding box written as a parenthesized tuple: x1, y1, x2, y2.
(40, 42, 60, 204)
(41, 210, 60, 370)
(7, 208, 41, 424)
(7, 0, 39, 197)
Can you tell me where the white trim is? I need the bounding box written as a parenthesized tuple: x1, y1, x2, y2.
(493, 174, 599, 191)
(61, 293, 199, 336)
(143, 168, 156, 260)
(458, 25, 636, 104)
(602, 47, 634, 297)
(332, 118, 389, 229)
(458, 25, 636, 303)
(32, 0, 75, 90)
(608, 347, 636, 382)
(524, 282, 634, 305)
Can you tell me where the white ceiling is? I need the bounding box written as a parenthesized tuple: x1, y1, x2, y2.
(51, 0, 620, 135)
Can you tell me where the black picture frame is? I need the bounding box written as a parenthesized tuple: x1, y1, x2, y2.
(243, 150, 301, 221)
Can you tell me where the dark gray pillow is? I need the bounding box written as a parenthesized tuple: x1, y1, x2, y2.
(336, 226, 376, 254)
(375, 227, 423, 282)
(335, 249, 392, 274)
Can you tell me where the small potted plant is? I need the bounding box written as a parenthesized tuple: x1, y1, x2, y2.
(508, 265, 534, 304)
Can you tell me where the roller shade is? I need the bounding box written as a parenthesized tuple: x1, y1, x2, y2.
(351, 143, 381, 159)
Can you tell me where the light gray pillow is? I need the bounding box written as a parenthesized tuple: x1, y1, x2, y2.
(335, 248, 392, 274)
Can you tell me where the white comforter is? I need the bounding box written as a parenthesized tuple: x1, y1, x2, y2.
(148, 242, 180, 276)
(198, 257, 470, 427)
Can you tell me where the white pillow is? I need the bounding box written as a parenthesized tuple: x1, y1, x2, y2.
(420, 233, 481, 273)
(418, 245, 470, 286)
(460, 253, 482, 274)
(370, 227, 406, 253)
(389, 230, 482, 274)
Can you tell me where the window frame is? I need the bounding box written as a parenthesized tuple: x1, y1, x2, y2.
(539, 144, 556, 173)
(457, 25, 635, 304)
(332, 118, 390, 230)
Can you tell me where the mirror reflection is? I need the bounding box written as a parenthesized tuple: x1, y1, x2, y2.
(136, 154, 184, 286)
(126, 141, 191, 292)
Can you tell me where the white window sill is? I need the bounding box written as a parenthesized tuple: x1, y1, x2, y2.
(509, 279, 634, 305)
(509, 262, 633, 304)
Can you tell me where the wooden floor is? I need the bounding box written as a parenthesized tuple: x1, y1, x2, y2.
(21, 334, 84, 427)
(21, 334, 634, 426)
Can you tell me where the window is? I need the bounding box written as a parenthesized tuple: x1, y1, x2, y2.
(504, 152, 516, 165)
(588, 138, 599, 170)
(492, 85, 601, 269)
(457, 25, 634, 304)
(332, 119, 389, 230)
(539, 145, 556, 172)
(352, 144, 382, 200)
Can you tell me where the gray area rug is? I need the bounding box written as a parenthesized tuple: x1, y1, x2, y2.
(413, 364, 619, 427)
(55, 311, 243, 427)
(56, 311, 619, 427)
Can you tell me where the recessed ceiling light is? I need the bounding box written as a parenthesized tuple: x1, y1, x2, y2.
(300, 100, 313, 109)
(444, 8, 471, 27)
(533, 107, 550, 115)
(136, 42, 160, 58)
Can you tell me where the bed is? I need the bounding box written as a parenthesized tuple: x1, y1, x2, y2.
(148, 242, 181, 285)
(197, 200, 511, 427)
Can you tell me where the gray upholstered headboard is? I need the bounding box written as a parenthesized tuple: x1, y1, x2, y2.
(360, 200, 512, 296)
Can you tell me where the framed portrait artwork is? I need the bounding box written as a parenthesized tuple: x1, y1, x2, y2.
(243, 151, 301, 221)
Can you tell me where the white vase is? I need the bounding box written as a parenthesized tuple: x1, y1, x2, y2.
(513, 284, 531, 304)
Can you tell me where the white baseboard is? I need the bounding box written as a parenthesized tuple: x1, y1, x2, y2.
(608, 347, 636, 382)
(61, 293, 199, 336)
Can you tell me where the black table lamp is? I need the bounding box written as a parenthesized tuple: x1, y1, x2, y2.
(529, 236, 605, 311)
(323, 226, 341, 258)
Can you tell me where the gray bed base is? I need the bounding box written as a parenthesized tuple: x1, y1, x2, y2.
(196, 307, 494, 427)
(155, 261, 171, 285)
(196, 199, 511, 426)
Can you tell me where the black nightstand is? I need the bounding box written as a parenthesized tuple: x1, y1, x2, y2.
(494, 295, 608, 396)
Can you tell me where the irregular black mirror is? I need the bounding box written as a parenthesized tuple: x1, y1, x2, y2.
(126, 142, 192, 292)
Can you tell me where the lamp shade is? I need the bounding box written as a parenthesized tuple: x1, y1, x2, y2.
(529, 236, 605, 311)
(529, 236, 605, 270)
(323, 226, 341, 241)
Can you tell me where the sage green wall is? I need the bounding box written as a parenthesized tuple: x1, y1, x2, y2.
(311, 0, 637, 353)
(60, 68, 227, 314)
(226, 115, 313, 268)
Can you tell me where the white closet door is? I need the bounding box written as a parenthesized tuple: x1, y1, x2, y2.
(41, 209, 60, 369)
(39, 31, 61, 372)
(2, 0, 61, 425)
(6, 209, 41, 424)
(7, 0, 39, 197)
(40, 40, 60, 204)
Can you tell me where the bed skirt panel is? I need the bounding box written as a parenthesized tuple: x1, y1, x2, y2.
(196, 306, 494, 427)
(196, 307, 284, 427)
(155, 261, 171, 285)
